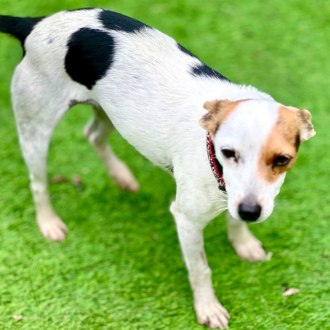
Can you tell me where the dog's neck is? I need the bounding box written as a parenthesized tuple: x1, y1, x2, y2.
(194, 78, 273, 104)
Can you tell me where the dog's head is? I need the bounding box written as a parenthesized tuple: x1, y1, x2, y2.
(200, 99, 315, 222)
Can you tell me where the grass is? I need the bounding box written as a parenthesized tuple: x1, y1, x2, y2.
(0, 0, 329, 329)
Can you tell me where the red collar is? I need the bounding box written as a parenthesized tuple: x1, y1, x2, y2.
(206, 133, 226, 192)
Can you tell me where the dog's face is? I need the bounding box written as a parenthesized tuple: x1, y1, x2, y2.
(200, 99, 315, 222)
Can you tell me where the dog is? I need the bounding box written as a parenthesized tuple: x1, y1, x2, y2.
(0, 8, 315, 329)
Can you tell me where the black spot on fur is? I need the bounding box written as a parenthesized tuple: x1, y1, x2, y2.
(99, 10, 148, 33)
(65, 28, 115, 90)
(192, 63, 229, 81)
(178, 43, 230, 82)
(177, 43, 196, 58)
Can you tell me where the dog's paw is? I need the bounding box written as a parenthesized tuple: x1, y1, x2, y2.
(195, 299, 230, 329)
(111, 171, 139, 192)
(231, 236, 269, 262)
(108, 160, 139, 192)
(38, 216, 67, 241)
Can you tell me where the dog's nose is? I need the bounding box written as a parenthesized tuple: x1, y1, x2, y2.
(238, 202, 261, 222)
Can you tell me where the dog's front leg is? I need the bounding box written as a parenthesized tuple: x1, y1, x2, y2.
(227, 213, 268, 261)
(170, 202, 229, 329)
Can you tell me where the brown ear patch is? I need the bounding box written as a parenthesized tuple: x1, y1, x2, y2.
(199, 99, 240, 135)
(286, 106, 316, 142)
(297, 109, 316, 141)
(259, 106, 300, 182)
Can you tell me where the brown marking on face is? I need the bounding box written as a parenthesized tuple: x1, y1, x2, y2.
(200, 99, 249, 136)
(259, 106, 300, 182)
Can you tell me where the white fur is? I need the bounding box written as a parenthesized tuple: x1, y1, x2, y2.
(6, 9, 302, 329)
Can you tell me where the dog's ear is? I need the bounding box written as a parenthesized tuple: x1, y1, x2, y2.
(199, 99, 233, 135)
(287, 106, 316, 142)
(297, 109, 316, 142)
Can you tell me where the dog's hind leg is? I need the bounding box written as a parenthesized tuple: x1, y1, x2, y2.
(11, 62, 69, 241)
(227, 214, 268, 261)
(83, 106, 139, 192)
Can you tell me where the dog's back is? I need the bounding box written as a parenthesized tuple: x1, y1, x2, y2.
(0, 9, 234, 167)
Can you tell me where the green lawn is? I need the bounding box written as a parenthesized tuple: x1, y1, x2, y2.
(0, 1, 329, 329)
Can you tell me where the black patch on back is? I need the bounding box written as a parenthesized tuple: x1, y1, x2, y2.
(177, 43, 230, 82)
(99, 10, 148, 33)
(191, 63, 229, 81)
(65, 28, 115, 90)
(177, 43, 196, 58)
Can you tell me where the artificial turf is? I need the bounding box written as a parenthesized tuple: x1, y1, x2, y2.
(0, 1, 329, 329)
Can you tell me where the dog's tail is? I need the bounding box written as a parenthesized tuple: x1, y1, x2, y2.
(0, 15, 43, 45)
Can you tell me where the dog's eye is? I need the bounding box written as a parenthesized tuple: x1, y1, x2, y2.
(221, 149, 237, 160)
(272, 155, 291, 167)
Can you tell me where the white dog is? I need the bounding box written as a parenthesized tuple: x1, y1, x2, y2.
(0, 9, 315, 329)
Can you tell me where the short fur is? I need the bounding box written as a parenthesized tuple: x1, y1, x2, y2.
(0, 9, 315, 329)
